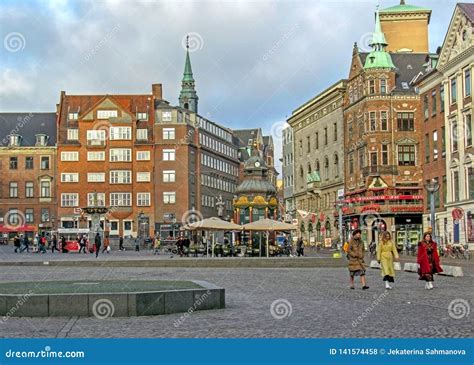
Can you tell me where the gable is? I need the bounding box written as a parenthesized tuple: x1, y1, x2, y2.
(82, 97, 133, 123)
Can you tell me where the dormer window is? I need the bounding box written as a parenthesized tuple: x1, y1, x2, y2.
(9, 134, 20, 147)
(35, 134, 48, 146)
(137, 112, 148, 121)
(68, 112, 78, 120)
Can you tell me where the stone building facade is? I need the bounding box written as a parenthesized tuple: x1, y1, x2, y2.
(282, 125, 295, 222)
(288, 80, 346, 243)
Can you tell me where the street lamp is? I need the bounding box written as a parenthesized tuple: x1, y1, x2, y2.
(424, 178, 440, 238)
(336, 200, 346, 250)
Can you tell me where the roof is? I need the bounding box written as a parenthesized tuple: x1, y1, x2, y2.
(233, 128, 262, 148)
(380, 3, 430, 14)
(361, 52, 429, 91)
(458, 3, 474, 23)
(0, 112, 57, 147)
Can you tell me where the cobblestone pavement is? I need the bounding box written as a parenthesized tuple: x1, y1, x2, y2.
(0, 262, 472, 338)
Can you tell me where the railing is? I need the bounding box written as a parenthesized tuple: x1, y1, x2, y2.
(362, 165, 398, 177)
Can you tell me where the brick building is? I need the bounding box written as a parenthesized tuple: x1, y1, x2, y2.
(0, 113, 57, 238)
(56, 89, 156, 238)
(343, 8, 429, 247)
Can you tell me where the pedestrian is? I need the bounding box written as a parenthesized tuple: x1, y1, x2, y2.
(376, 231, 399, 290)
(177, 236, 184, 257)
(38, 233, 47, 254)
(20, 235, 30, 253)
(78, 235, 86, 253)
(153, 236, 161, 255)
(135, 237, 140, 252)
(296, 237, 304, 256)
(119, 235, 124, 251)
(51, 234, 59, 253)
(61, 235, 69, 253)
(347, 229, 369, 290)
(102, 235, 110, 254)
(13, 235, 21, 253)
(417, 232, 443, 290)
(94, 233, 102, 258)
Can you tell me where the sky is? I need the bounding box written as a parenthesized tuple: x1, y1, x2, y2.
(0, 0, 462, 174)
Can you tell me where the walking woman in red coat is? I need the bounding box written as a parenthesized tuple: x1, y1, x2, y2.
(417, 232, 443, 290)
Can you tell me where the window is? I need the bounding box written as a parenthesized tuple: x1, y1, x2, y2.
(109, 127, 131, 140)
(324, 127, 328, 145)
(397, 112, 414, 131)
(315, 132, 319, 149)
(358, 149, 365, 169)
(61, 151, 79, 161)
(306, 136, 310, 153)
(423, 95, 429, 120)
(380, 111, 388, 131)
(97, 110, 117, 119)
(67, 129, 79, 140)
(137, 193, 151, 206)
(136, 151, 150, 161)
(87, 173, 105, 182)
(382, 145, 389, 165)
(369, 112, 376, 131)
(61, 173, 79, 182)
(453, 171, 460, 202)
(87, 151, 105, 161)
(39, 156, 49, 170)
(368, 80, 375, 94)
(163, 192, 176, 204)
(334, 154, 339, 177)
(40, 180, 51, 198)
(110, 148, 132, 162)
(41, 209, 49, 223)
(433, 177, 440, 208)
(398, 145, 416, 166)
(450, 77, 457, 104)
(469, 167, 474, 200)
(424, 134, 430, 163)
(162, 111, 172, 122)
(163, 128, 175, 140)
(333, 122, 337, 141)
(440, 85, 445, 112)
(433, 130, 438, 160)
(87, 193, 105, 207)
(163, 149, 175, 161)
(68, 112, 78, 120)
(348, 122, 353, 140)
(25, 209, 34, 223)
(324, 157, 329, 180)
(9, 182, 18, 198)
(110, 193, 131, 207)
(61, 193, 78, 207)
(349, 153, 354, 174)
(380, 79, 386, 94)
(110, 170, 132, 184)
(163, 170, 176, 182)
(136, 172, 151, 182)
(465, 114, 472, 147)
(137, 112, 148, 120)
(443, 175, 447, 204)
(25, 156, 33, 169)
(465, 68, 471, 97)
(431, 90, 437, 116)
(136, 129, 148, 140)
(9, 157, 17, 170)
(441, 126, 446, 156)
(451, 121, 458, 152)
(25, 182, 34, 198)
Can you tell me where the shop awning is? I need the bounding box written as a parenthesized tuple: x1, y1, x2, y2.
(0, 224, 36, 233)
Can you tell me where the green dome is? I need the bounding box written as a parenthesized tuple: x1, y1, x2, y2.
(364, 50, 395, 69)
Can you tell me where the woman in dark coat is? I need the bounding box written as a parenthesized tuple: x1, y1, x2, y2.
(417, 232, 443, 290)
(347, 229, 369, 290)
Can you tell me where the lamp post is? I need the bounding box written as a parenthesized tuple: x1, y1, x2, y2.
(424, 178, 440, 238)
(336, 200, 345, 251)
(138, 211, 145, 246)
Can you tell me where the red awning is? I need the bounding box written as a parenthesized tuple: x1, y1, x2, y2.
(0, 224, 36, 233)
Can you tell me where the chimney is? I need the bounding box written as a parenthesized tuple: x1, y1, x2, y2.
(152, 83, 162, 100)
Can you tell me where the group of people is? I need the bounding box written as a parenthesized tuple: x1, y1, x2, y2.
(346, 229, 443, 290)
(13, 233, 57, 254)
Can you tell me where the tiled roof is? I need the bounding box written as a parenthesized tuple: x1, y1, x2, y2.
(458, 3, 474, 23)
(0, 112, 57, 147)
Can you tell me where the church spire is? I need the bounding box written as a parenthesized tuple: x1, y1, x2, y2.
(364, 7, 395, 69)
(179, 35, 199, 113)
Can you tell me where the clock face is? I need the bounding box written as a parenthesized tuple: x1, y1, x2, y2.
(254, 161, 261, 167)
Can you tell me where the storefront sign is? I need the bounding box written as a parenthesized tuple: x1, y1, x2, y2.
(452, 208, 464, 221)
(345, 195, 423, 203)
(361, 204, 380, 213)
(391, 206, 423, 213)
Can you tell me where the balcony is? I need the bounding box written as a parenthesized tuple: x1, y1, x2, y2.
(87, 139, 106, 147)
(362, 165, 398, 177)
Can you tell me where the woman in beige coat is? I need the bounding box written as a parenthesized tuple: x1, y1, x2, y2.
(376, 231, 399, 290)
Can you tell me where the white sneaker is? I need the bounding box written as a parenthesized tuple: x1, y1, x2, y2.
(425, 282, 429, 290)
(386, 284, 393, 290)
(428, 282, 434, 290)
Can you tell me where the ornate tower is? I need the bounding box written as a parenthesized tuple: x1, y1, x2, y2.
(364, 8, 395, 70)
(179, 36, 199, 113)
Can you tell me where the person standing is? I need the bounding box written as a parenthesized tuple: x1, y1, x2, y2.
(102, 235, 110, 254)
(51, 234, 59, 253)
(94, 233, 101, 258)
(13, 235, 21, 253)
(119, 235, 124, 251)
(38, 233, 47, 254)
(296, 237, 304, 257)
(134, 237, 140, 252)
(20, 235, 30, 253)
(347, 229, 369, 290)
(153, 236, 161, 255)
(417, 232, 443, 290)
(78, 235, 86, 254)
(376, 231, 399, 290)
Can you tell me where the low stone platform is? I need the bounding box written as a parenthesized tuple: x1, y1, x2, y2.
(403, 263, 464, 277)
(0, 280, 225, 318)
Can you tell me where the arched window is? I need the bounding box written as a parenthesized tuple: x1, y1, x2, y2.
(307, 163, 312, 174)
(315, 160, 320, 173)
(334, 154, 339, 178)
(324, 157, 329, 180)
(299, 166, 304, 178)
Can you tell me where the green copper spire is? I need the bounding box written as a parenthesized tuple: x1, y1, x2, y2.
(179, 35, 199, 113)
(364, 7, 395, 69)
